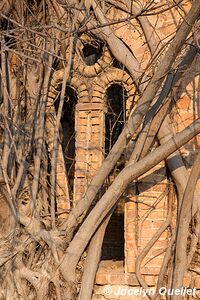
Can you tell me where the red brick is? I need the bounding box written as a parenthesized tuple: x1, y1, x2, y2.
(126, 274, 139, 286)
(138, 209, 166, 220)
(126, 250, 137, 259)
(143, 256, 164, 267)
(126, 210, 136, 218)
(126, 241, 137, 249)
(126, 233, 136, 241)
(144, 275, 156, 286)
(95, 273, 109, 285)
(141, 266, 161, 275)
(177, 94, 191, 110)
(138, 202, 154, 210)
(126, 263, 136, 273)
(92, 125, 100, 133)
(140, 227, 160, 239)
(126, 223, 135, 233)
(152, 220, 165, 229)
(183, 274, 192, 287)
(139, 235, 168, 248)
(194, 277, 200, 289)
(176, 112, 194, 129)
(109, 274, 126, 284)
(140, 220, 154, 229)
(125, 202, 136, 210)
(152, 239, 169, 248)
(139, 199, 167, 210)
(76, 118, 88, 125)
(151, 184, 168, 192)
(147, 209, 167, 219)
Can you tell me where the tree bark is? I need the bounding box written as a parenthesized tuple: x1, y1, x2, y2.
(171, 151, 200, 300)
(78, 215, 111, 300)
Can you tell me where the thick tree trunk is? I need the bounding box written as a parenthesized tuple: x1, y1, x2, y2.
(158, 118, 200, 213)
(78, 215, 111, 300)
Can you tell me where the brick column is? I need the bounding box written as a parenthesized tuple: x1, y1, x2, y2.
(74, 103, 105, 203)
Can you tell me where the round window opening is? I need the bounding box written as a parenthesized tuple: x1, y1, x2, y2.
(82, 43, 103, 66)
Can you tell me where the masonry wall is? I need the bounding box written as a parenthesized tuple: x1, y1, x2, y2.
(45, 1, 200, 298)
(90, 2, 200, 300)
(125, 161, 170, 274)
(92, 87, 200, 300)
(51, 1, 200, 298)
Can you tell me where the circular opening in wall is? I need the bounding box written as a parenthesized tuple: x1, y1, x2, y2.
(82, 43, 103, 66)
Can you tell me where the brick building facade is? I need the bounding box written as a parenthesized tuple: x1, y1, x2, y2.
(49, 2, 200, 299)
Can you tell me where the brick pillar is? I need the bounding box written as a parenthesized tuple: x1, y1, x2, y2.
(74, 103, 105, 203)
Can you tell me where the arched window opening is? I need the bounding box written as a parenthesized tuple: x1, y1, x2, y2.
(82, 42, 103, 66)
(54, 86, 78, 193)
(105, 83, 128, 159)
(101, 83, 128, 261)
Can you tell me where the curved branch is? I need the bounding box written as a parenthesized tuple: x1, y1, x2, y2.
(135, 182, 173, 299)
(136, 218, 171, 300)
(78, 214, 111, 300)
(171, 151, 200, 299)
(89, 0, 143, 81)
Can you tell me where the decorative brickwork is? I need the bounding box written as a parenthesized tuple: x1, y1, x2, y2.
(74, 103, 105, 203)
(45, 4, 200, 298)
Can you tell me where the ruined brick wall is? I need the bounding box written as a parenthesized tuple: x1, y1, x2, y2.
(90, 2, 200, 300)
(92, 83, 200, 300)
(47, 1, 200, 298)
